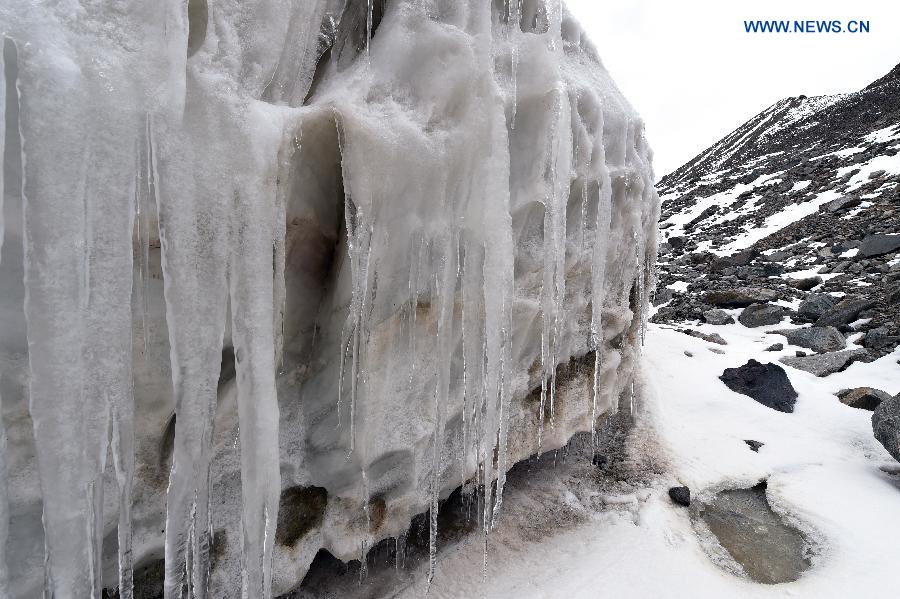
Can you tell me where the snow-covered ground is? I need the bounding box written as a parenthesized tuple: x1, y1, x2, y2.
(388, 322, 900, 598)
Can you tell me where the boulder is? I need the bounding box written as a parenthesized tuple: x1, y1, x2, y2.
(669, 486, 691, 507)
(858, 233, 900, 258)
(823, 196, 862, 213)
(764, 343, 783, 351)
(786, 276, 822, 291)
(863, 326, 899, 351)
(703, 308, 735, 325)
(738, 303, 786, 328)
(719, 359, 798, 413)
(773, 326, 845, 353)
(815, 298, 876, 327)
(703, 287, 781, 308)
(872, 395, 900, 463)
(797, 294, 836, 321)
(779, 348, 867, 377)
(838, 387, 892, 411)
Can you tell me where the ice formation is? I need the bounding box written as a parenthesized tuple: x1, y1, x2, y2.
(0, 1, 658, 596)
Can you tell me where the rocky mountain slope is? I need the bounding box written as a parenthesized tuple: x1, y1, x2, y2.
(653, 62, 900, 365)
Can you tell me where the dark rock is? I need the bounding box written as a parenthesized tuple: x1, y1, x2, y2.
(779, 348, 867, 377)
(703, 287, 781, 308)
(864, 326, 899, 351)
(773, 326, 845, 353)
(858, 233, 900, 258)
(703, 308, 735, 325)
(668, 235, 685, 249)
(738, 303, 786, 328)
(275, 486, 328, 547)
(800, 289, 842, 314)
(680, 328, 728, 345)
(824, 196, 862, 213)
(764, 343, 783, 351)
(685, 205, 719, 229)
(719, 359, 798, 413)
(744, 440, 764, 452)
(873, 395, 900, 463)
(787, 276, 822, 291)
(838, 387, 892, 411)
(652, 287, 674, 306)
(795, 350, 807, 357)
(815, 298, 876, 327)
(668, 486, 691, 507)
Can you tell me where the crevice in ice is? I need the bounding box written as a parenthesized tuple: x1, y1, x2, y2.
(186, 0, 209, 58)
(333, 0, 388, 72)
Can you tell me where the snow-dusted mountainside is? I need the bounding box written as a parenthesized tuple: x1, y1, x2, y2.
(0, 1, 658, 597)
(654, 63, 900, 359)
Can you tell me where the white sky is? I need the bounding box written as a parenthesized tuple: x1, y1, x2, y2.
(565, 0, 900, 178)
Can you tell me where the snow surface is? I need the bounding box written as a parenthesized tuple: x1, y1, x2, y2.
(389, 323, 900, 598)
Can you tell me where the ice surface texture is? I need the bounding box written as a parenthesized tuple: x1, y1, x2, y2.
(0, 1, 658, 596)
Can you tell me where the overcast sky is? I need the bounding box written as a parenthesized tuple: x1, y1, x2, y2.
(565, 0, 900, 178)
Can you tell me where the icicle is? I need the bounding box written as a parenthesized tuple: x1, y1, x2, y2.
(508, 0, 520, 129)
(228, 110, 282, 597)
(591, 114, 614, 447)
(0, 38, 10, 598)
(366, 0, 374, 62)
(335, 111, 374, 458)
(426, 231, 459, 591)
(17, 30, 138, 595)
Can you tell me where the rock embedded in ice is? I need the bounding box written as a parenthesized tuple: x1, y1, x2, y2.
(719, 360, 798, 413)
(698, 482, 810, 584)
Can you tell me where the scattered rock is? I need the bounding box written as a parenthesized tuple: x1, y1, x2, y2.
(873, 396, 900, 463)
(719, 359, 798, 413)
(824, 195, 862, 213)
(797, 294, 836, 321)
(764, 343, 783, 351)
(744, 440, 764, 452)
(669, 486, 691, 507)
(773, 326, 845, 353)
(680, 328, 728, 345)
(684, 351, 694, 357)
(685, 205, 719, 229)
(703, 308, 735, 325)
(838, 387, 892, 411)
(864, 326, 899, 351)
(652, 287, 674, 306)
(703, 287, 781, 308)
(815, 298, 876, 327)
(738, 303, 786, 328)
(709, 347, 726, 354)
(787, 276, 822, 291)
(858, 233, 900, 258)
(779, 348, 867, 377)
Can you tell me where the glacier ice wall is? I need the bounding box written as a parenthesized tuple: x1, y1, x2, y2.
(0, 0, 659, 596)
